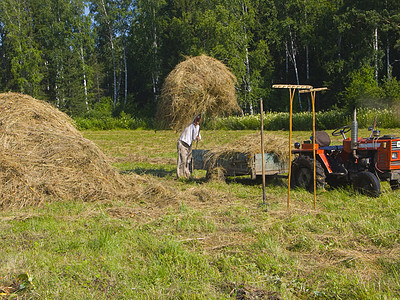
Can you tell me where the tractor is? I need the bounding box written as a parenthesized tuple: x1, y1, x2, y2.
(290, 110, 400, 197)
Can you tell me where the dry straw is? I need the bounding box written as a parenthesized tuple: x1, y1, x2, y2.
(0, 93, 135, 208)
(156, 55, 240, 131)
(203, 133, 289, 170)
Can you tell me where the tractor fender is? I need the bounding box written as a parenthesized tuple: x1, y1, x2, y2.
(316, 152, 333, 174)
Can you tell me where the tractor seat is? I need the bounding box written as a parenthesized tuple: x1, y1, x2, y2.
(313, 131, 343, 151)
(314, 131, 331, 147)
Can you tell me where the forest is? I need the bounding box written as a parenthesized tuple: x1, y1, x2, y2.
(0, 0, 400, 119)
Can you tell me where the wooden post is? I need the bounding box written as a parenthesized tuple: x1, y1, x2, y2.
(288, 88, 295, 209)
(260, 99, 266, 204)
(311, 90, 317, 209)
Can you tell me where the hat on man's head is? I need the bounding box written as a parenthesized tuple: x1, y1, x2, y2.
(193, 114, 201, 123)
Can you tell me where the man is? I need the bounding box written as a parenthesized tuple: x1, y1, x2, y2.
(177, 114, 201, 179)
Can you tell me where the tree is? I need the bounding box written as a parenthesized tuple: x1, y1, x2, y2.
(127, 0, 166, 116)
(0, 0, 43, 96)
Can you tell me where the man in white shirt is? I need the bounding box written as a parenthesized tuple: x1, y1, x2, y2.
(177, 114, 201, 179)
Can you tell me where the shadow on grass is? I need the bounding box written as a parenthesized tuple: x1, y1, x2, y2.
(226, 174, 288, 187)
(121, 167, 175, 178)
(121, 167, 288, 188)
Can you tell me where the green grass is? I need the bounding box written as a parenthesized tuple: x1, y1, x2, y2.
(1, 129, 400, 299)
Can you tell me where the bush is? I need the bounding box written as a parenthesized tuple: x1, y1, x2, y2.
(74, 113, 148, 130)
(74, 107, 399, 131)
(203, 108, 399, 131)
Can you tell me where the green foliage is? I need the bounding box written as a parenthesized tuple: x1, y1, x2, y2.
(382, 75, 400, 106)
(74, 114, 148, 130)
(204, 108, 400, 130)
(0, 0, 400, 118)
(74, 97, 151, 130)
(343, 66, 383, 110)
(89, 97, 114, 119)
(205, 110, 339, 130)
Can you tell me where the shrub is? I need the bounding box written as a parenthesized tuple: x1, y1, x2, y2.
(203, 108, 399, 131)
(74, 113, 148, 130)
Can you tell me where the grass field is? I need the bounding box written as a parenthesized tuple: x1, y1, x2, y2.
(1, 129, 400, 299)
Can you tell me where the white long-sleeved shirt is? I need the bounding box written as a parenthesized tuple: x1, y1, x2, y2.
(179, 123, 201, 147)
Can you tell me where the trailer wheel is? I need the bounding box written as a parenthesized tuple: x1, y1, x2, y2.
(390, 180, 400, 191)
(290, 155, 326, 191)
(352, 171, 381, 197)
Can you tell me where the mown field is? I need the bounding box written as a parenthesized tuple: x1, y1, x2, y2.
(1, 128, 400, 299)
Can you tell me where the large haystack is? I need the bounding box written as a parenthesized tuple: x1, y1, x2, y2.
(0, 93, 130, 208)
(156, 55, 240, 131)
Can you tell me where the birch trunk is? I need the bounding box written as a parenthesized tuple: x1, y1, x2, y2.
(374, 27, 378, 81)
(242, 2, 252, 114)
(80, 46, 89, 111)
(123, 45, 127, 107)
(387, 42, 391, 79)
(289, 28, 302, 110)
(151, 4, 159, 101)
(100, 0, 117, 106)
(285, 43, 289, 81)
(304, 0, 310, 110)
(305, 44, 310, 111)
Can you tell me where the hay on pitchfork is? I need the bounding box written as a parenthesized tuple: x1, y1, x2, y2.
(0, 93, 139, 209)
(156, 55, 240, 131)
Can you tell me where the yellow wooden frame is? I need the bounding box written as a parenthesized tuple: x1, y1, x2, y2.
(272, 84, 313, 208)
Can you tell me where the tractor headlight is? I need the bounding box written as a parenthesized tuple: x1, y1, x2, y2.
(392, 152, 398, 160)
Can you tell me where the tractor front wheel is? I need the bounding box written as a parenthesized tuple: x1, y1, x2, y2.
(352, 171, 381, 197)
(290, 155, 326, 191)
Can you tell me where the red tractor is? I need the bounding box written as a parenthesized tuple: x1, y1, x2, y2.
(290, 111, 400, 197)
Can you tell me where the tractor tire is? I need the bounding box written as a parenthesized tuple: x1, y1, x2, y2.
(352, 171, 381, 197)
(290, 155, 326, 191)
(390, 180, 400, 191)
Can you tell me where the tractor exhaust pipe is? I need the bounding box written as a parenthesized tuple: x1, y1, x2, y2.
(351, 109, 358, 152)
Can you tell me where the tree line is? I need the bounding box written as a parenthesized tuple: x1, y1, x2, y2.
(0, 0, 399, 119)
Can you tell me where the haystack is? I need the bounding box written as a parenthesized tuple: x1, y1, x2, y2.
(0, 93, 131, 208)
(156, 55, 240, 131)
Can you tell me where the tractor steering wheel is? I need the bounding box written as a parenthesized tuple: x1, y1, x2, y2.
(332, 125, 351, 137)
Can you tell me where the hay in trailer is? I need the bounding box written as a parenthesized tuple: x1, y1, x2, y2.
(203, 133, 289, 170)
(156, 55, 240, 131)
(0, 93, 136, 209)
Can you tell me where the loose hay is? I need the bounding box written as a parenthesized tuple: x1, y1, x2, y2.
(204, 133, 289, 170)
(0, 93, 135, 208)
(156, 55, 240, 131)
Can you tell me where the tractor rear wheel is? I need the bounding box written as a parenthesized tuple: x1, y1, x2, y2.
(291, 155, 326, 191)
(352, 171, 381, 197)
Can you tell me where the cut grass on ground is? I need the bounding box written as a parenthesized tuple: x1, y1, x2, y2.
(1, 129, 400, 299)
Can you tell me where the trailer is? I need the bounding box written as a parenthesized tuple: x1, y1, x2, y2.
(192, 149, 289, 180)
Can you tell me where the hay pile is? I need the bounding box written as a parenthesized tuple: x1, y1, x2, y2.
(0, 93, 131, 208)
(204, 133, 289, 168)
(156, 55, 240, 131)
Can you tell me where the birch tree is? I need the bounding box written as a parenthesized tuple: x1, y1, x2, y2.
(129, 0, 165, 111)
(90, 0, 134, 110)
